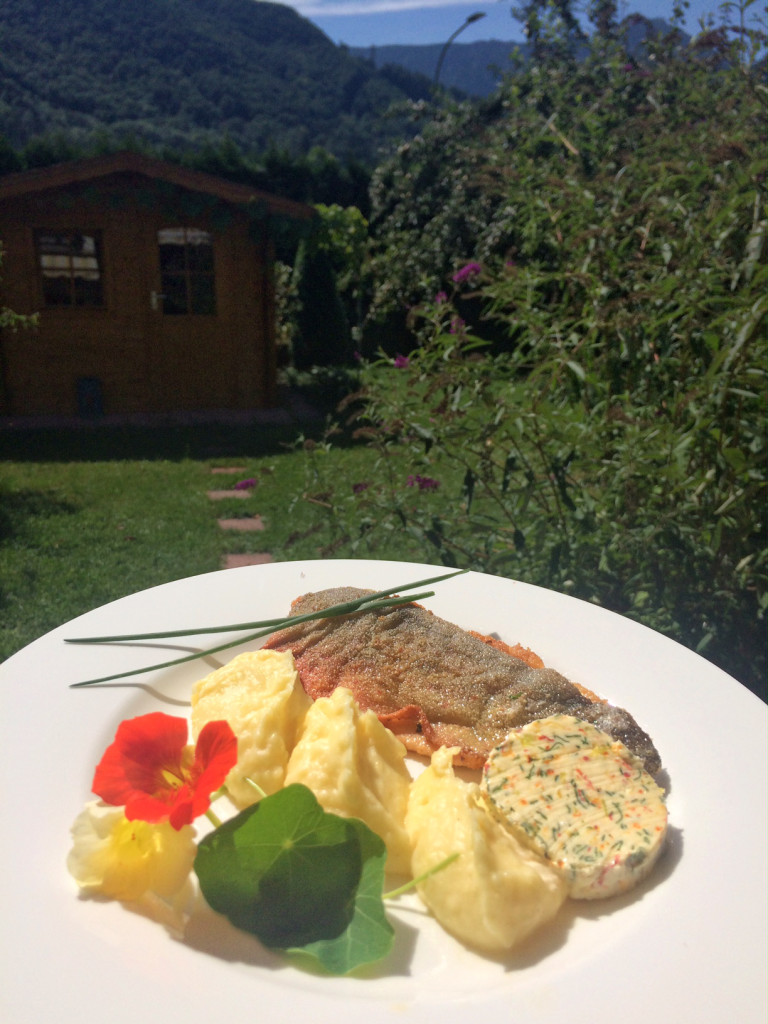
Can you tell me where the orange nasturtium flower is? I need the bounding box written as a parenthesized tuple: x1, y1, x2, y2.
(92, 712, 237, 830)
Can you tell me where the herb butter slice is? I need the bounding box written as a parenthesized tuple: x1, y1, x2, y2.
(481, 715, 668, 899)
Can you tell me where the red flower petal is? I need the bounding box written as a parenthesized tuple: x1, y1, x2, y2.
(125, 791, 181, 824)
(91, 713, 238, 831)
(191, 720, 239, 795)
(167, 721, 238, 829)
(93, 712, 187, 809)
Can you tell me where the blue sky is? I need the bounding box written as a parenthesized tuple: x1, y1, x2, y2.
(277, 1, 737, 47)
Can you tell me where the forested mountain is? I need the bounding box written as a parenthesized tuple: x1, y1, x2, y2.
(353, 40, 523, 97)
(0, 0, 435, 163)
(352, 18, 689, 97)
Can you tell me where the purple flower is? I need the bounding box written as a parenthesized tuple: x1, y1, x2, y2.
(233, 478, 257, 490)
(452, 262, 482, 284)
(352, 482, 370, 494)
(434, 291, 448, 304)
(406, 474, 440, 492)
(449, 316, 466, 334)
(623, 61, 651, 77)
(393, 354, 410, 368)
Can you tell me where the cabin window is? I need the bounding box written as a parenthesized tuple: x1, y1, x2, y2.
(36, 231, 104, 307)
(157, 228, 216, 315)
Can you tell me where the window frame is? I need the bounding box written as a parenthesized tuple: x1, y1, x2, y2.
(34, 229, 105, 309)
(157, 227, 217, 317)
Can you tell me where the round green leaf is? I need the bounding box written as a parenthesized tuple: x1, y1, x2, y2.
(286, 815, 395, 975)
(195, 784, 362, 948)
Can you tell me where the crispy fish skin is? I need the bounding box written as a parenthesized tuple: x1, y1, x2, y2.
(262, 587, 662, 776)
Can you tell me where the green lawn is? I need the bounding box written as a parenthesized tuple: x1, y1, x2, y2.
(2, 418, 764, 704)
(0, 421, 425, 659)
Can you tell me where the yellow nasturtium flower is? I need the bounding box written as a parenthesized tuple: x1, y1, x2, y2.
(67, 800, 196, 903)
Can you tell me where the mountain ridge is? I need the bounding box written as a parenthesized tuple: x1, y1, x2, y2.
(0, 0, 435, 163)
(352, 18, 689, 96)
(352, 39, 523, 97)
(0, 0, 698, 169)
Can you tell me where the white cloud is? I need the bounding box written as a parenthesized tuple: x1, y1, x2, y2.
(279, 0, 725, 30)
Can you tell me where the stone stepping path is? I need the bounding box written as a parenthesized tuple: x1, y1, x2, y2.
(208, 468, 272, 568)
(217, 515, 265, 531)
(206, 489, 252, 500)
(223, 553, 273, 568)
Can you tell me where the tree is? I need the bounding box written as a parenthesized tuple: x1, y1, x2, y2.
(291, 240, 352, 370)
(511, 0, 586, 58)
(311, 18, 768, 695)
(588, 0, 618, 38)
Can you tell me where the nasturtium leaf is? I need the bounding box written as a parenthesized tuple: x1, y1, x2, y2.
(195, 784, 360, 947)
(286, 815, 394, 975)
(194, 784, 394, 972)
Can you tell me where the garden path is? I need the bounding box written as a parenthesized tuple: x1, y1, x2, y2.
(207, 467, 273, 568)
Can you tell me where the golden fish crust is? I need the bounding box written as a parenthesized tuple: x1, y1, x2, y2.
(263, 587, 661, 776)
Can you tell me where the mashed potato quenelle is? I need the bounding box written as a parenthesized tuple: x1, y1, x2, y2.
(190, 649, 311, 808)
(405, 746, 567, 953)
(285, 686, 413, 875)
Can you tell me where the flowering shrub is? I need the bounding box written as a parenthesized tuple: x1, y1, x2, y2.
(407, 474, 440, 492)
(296, 28, 767, 695)
(452, 262, 482, 284)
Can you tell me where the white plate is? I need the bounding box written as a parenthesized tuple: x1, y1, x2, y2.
(1, 559, 766, 1024)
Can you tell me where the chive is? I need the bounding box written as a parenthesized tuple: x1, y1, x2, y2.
(382, 852, 461, 900)
(67, 569, 467, 688)
(65, 569, 466, 644)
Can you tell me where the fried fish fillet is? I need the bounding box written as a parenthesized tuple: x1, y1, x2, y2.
(263, 587, 661, 775)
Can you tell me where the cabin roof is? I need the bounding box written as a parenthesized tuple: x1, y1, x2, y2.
(0, 150, 316, 221)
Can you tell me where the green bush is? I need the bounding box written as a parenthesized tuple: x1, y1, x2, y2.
(277, 203, 371, 370)
(364, 19, 767, 332)
(279, 364, 363, 417)
(298, 27, 767, 695)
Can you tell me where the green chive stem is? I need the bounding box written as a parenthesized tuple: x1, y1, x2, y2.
(69, 593, 435, 687)
(69, 625, 276, 687)
(65, 569, 466, 644)
(205, 808, 223, 829)
(382, 852, 460, 900)
(242, 777, 268, 800)
(67, 569, 467, 687)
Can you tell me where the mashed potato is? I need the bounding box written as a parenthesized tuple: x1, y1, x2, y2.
(405, 746, 567, 953)
(284, 687, 412, 875)
(190, 649, 311, 808)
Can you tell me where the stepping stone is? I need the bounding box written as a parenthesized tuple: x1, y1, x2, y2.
(218, 515, 265, 531)
(210, 466, 248, 475)
(206, 489, 251, 500)
(223, 553, 273, 568)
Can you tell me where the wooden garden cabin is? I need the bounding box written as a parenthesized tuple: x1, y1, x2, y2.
(0, 151, 314, 417)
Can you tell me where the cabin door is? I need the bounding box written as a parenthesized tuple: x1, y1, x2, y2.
(147, 225, 234, 409)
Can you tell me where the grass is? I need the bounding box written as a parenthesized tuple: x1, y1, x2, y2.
(2, 416, 765, 704)
(0, 419, 427, 660)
